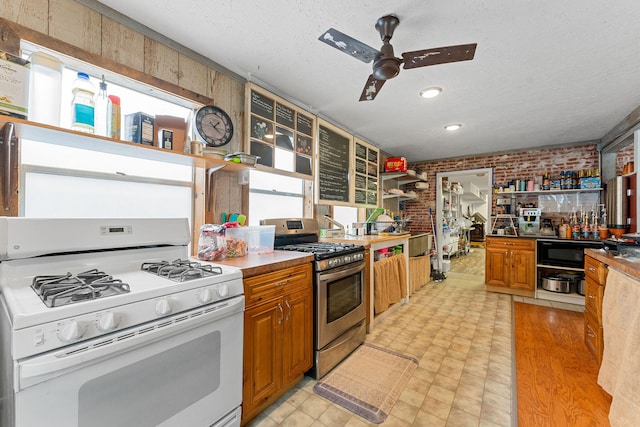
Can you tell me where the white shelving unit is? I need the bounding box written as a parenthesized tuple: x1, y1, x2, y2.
(380, 172, 427, 213)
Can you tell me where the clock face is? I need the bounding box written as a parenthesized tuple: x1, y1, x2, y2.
(194, 105, 234, 147)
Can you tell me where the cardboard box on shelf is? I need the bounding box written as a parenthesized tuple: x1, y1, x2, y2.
(384, 157, 408, 172)
(125, 112, 154, 146)
(154, 115, 189, 153)
(0, 51, 30, 119)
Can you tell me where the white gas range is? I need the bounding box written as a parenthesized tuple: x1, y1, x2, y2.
(0, 218, 244, 427)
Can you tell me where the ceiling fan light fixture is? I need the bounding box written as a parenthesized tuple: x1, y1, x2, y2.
(419, 87, 442, 99)
(444, 123, 462, 131)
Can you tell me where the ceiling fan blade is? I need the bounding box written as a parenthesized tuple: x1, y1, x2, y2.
(402, 43, 477, 69)
(319, 28, 380, 63)
(359, 75, 386, 101)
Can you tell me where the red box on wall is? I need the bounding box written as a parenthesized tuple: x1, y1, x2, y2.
(384, 157, 408, 172)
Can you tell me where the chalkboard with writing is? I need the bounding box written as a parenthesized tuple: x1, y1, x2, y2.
(251, 90, 275, 120)
(276, 102, 295, 129)
(318, 123, 351, 203)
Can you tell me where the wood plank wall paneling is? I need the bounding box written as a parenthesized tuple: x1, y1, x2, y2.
(50, 0, 101, 55)
(0, 0, 246, 228)
(144, 37, 180, 85)
(101, 16, 144, 71)
(0, 0, 48, 34)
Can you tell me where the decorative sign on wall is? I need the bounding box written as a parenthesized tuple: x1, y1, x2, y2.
(246, 84, 314, 177)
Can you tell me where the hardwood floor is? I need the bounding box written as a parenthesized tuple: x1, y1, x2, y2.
(514, 302, 612, 426)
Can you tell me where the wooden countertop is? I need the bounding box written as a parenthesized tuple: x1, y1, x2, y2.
(585, 248, 640, 281)
(213, 251, 314, 279)
(320, 233, 410, 248)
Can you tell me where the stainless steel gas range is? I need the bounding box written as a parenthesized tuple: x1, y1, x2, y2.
(0, 218, 244, 427)
(261, 218, 366, 379)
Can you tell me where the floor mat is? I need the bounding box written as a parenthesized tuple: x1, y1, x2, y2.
(313, 343, 418, 423)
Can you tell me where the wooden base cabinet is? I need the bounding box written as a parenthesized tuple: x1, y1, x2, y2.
(584, 255, 608, 364)
(242, 264, 313, 424)
(485, 237, 535, 295)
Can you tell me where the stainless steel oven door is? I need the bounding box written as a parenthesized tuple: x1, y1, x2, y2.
(11, 296, 244, 427)
(316, 261, 365, 349)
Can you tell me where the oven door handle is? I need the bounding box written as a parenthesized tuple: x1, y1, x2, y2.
(17, 296, 244, 389)
(318, 262, 364, 283)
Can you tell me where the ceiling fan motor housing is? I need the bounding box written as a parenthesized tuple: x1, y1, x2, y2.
(373, 39, 400, 80)
(373, 56, 401, 80)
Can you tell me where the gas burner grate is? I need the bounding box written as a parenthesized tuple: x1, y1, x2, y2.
(141, 259, 223, 282)
(32, 269, 130, 308)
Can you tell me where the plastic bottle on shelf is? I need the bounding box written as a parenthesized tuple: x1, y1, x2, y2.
(71, 72, 95, 133)
(108, 94, 121, 139)
(94, 75, 112, 137)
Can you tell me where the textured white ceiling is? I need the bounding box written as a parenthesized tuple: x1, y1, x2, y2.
(95, 0, 640, 162)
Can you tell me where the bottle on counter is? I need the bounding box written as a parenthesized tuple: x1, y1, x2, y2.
(94, 75, 112, 137)
(71, 72, 95, 133)
(559, 218, 568, 239)
(570, 210, 580, 239)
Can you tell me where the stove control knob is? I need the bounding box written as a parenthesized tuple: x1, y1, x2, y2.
(58, 320, 83, 343)
(217, 284, 229, 298)
(96, 312, 118, 332)
(345, 255, 352, 263)
(155, 299, 172, 316)
(198, 288, 212, 303)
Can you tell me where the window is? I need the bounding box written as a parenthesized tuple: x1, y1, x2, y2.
(248, 170, 304, 225)
(333, 206, 358, 229)
(19, 44, 196, 222)
(21, 141, 193, 220)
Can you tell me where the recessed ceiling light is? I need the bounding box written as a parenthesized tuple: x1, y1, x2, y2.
(419, 87, 442, 99)
(444, 123, 462, 131)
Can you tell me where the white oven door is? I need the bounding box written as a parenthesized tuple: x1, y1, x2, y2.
(13, 296, 244, 427)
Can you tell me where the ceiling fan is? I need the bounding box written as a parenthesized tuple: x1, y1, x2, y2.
(319, 15, 477, 101)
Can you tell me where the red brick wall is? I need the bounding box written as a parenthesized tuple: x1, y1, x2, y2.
(616, 144, 634, 175)
(404, 144, 600, 231)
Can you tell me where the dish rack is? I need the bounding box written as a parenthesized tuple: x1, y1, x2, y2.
(355, 220, 409, 234)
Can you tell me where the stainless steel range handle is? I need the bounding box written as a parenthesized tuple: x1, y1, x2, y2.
(318, 261, 364, 283)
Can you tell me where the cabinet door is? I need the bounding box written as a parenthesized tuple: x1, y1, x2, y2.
(510, 249, 535, 290)
(485, 248, 509, 287)
(282, 287, 313, 384)
(243, 299, 283, 417)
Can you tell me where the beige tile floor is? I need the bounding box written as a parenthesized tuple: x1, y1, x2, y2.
(247, 270, 516, 427)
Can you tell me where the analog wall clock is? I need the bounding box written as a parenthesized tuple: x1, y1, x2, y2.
(194, 105, 234, 147)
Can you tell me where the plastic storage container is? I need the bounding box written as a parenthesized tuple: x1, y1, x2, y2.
(247, 225, 275, 254)
(71, 72, 95, 133)
(28, 52, 63, 126)
(224, 227, 249, 257)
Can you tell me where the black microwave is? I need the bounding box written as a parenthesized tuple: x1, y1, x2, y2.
(537, 239, 603, 269)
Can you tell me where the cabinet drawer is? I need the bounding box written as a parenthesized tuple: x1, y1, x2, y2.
(584, 309, 603, 364)
(244, 264, 312, 307)
(584, 277, 604, 323)
(486, 237, 535, 251)
(584, 256, 607, 285)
